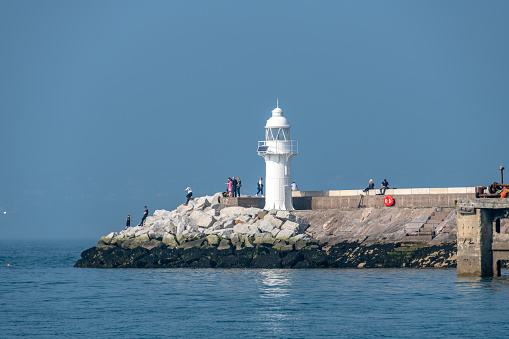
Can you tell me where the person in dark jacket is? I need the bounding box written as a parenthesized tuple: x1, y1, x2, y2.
(380, 179, 389, 195)
(236, 177, 242, 197)
(138, 206, 148, 226)
(232, 177, 238, 197)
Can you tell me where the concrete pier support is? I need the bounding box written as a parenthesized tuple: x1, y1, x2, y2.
(457, 199, 509, 276)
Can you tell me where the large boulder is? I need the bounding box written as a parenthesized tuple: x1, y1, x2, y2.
(259, 220, 276, 233)
(220, 207, 246, 218)
(281, 220, 300, 234)
(233, 223, 251, 234)
(153, 209, 171, 219)
(276, 228, 297, 240)
(197, 215, 215, 228)
(264, 214, 284, 228)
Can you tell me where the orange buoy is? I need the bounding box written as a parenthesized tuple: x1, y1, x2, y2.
(384, 195, 395, 206)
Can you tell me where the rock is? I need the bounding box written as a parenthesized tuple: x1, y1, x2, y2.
(189, 210, 206, 222)
(289, 234, 311, 242)
(281, 220, 300, 234)
(213, 228, 234, 238)
(233, 223, 250, 234)
(264, 214, 283, 228)
(162, 234, 178, 247)
(247, 225, 261, 236)
(153, 209, 171, 218)
(222, 219, 235, 229)
(217, 239, 231, 251)
(254, 232, 276, 245)
(220, 206, 245, 218)
(259, 220, 276, 233)
(258, 210, 269, 219)
(242, 235, 255, 248)
(205, 209, 218, 217)
(276, 228, 297, 240)
(271, 228, 280, 237)
(276, 210, 292, 220)
(177, 204, 193, 213)
(197, 215, 215, 228)
(235, 215, 250, 224)
(193, 197, 211, 210)
(245, 207, 262, 217)
(207, 193, 221, 206)
(206, 235, 220, 246)
(281, 251, 303, 267)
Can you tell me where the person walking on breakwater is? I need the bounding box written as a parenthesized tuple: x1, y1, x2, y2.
(184, 187, 193, 205)
(125, 215, 131, 230)
(363, 179, 374, 193)
(138, 207, 148, 226)
(236, 177, 242, 197)
(256, 177, 264, 197)
(232, 177, 238, 197)
(379, 179, 390, 195)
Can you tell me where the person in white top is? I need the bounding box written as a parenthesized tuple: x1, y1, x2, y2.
(291, 182, 299, 191)
(184, 187, 193, 205)
(256, 177, 263, 197)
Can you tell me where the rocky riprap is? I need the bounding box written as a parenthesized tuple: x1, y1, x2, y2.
(75, 239, 457, 269)
(75, 193, 457, 269)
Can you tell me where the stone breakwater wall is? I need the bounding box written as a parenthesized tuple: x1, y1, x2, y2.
(75, 193, 461, 269)
(75, 240, 457, 269)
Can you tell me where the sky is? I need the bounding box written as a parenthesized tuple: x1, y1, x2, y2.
(1, 1, 508, 240)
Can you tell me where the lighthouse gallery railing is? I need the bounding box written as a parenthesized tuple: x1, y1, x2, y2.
(257, 140, 298, 155)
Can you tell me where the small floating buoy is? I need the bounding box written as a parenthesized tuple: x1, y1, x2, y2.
(7, 264, 10, 267)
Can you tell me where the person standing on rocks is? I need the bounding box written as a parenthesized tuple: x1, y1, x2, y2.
(125, 215, 131, 230)
(232, 177, 238, 197)
(184, 187, 193, 205)
(236, 177, 242, 197)
(139, 207, 148, 226)
(225, 178, 233, 197)
(256, 177, 264, 197)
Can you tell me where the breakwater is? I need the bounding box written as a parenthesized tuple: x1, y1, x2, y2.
(75, 192, 464, 269)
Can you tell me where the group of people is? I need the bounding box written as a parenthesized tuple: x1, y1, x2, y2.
(125, 206, 149, 229)
(363, 179, 390, 195)
(225, 177, 242, 197)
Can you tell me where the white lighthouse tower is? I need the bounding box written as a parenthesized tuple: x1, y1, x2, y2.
(257, 101, 298, 210)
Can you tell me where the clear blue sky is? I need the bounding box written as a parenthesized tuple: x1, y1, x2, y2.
(1, 1, 508, 239)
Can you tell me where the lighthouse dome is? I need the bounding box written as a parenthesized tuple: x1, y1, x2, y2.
(265, 106, 290, 128)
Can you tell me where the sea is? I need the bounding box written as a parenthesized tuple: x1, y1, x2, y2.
(1, 239, 509, 338)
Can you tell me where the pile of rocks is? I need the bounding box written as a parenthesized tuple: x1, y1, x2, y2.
(99, 193, 311, 250)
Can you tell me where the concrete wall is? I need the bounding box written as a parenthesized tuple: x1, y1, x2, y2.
(222, 193, 475, 210)
(292, 187, 476, 197)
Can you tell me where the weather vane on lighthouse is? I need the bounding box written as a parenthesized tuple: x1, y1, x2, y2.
(257, 100, 298, 210)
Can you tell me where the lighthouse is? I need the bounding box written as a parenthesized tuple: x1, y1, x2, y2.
(257, 102, 298, 210)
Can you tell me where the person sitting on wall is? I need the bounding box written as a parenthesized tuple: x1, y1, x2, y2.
(363, 179, 374, 193)
(379, 179, 390, 195)
(291, 182, 299, 191)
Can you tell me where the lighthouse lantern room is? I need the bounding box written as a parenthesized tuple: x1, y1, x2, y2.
(257, 102, 298, 210)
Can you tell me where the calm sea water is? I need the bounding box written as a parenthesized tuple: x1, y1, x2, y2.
(1, 239, 509, 338)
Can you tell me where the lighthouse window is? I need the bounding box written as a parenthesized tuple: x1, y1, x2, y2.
(266, 128, 290, 141)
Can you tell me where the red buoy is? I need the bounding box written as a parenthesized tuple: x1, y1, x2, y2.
(384, 195, 395, 207)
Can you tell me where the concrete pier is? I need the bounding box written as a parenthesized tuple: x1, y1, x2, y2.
(457, 199, 509, 276)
